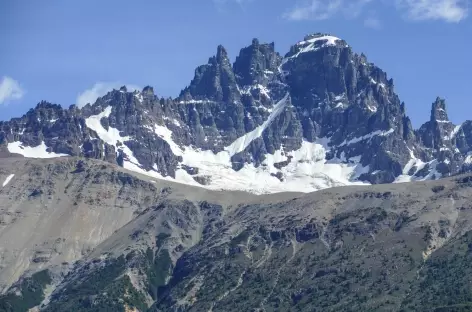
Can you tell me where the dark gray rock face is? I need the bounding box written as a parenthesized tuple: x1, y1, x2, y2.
(1, 33, 471, 189)
(233, 39, 281, 87)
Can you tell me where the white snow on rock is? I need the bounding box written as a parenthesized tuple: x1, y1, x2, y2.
(173, 137, 369, 194)
(85, 106, 125, 145)
(178, 99, 216, 105)
(370, 78, 386, 89)
(2, 174, 14, 187)
(225, 94, 289, 156)
(338, 129, 394, 147)
(395, 147, 443, 183)
(240, 84, 271, 99)
(279, 35, 344, 73)
(85, 106, 149, 176)
(80, 104, 373, 194)
(5, 103, 438, 195)
(77, 99, 376, 194)
(103, 101, 371, 194)
(297, 35, 341, 47)
(464, 151, 472, 165)
(445, 124, 462, 140)
(134, 92, 143, 103)
(7, 141, 69, 158)
(153, 124, 183, 156)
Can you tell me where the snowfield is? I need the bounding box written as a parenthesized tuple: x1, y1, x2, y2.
(82, 102, 371, 194)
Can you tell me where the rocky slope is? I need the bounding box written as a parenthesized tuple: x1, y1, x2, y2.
(1, 33, 471, 194)
(2, 157, 472, 311)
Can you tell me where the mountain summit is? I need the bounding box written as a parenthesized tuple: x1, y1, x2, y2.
(0, 33, 470, 194)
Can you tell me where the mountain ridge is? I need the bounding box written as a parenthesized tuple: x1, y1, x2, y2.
(2, 156, 472, 311)
(1, 32, 470, 194)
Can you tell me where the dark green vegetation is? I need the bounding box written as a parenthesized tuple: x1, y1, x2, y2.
(44, 255, 148, 312)
(0, 270, 51, 312)
(146, 247, 173, 300)
(154, 207, 431, 312)
(401, 230, 472, 312)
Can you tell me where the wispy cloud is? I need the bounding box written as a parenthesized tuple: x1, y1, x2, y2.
(283, 0, 372, 21)
(0, 76, 24, 105)
(76, 82, 140, 108)
(283, 0, 343, 20)
(364, 16, 382, 29)
(397, 0, 468, 22)
(284, 0, 468, 23)
(212, 0, 252, 10)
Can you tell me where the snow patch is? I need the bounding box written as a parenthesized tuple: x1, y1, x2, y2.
(117, 125, 370, 194)
(279, 35, 343, 72)
(370, 78, 386, 89)
(445, 124, 462, 140)
(153, 124, 183, 156)
(464, 151, 472, 164)
(85, 106, 126, 146)
(7, 141, 69, 158)
(80, 102, 374, 194)
(338, 129, 394, 147)
(225, 94, 289, 156)
(178, 99, 215, 105)
(297, 35, 341, 46)
(2, 174, 14, 187)
(134, 92, 143, 103)
(367, 105, 377, 113)
(85, 106, 153, 176)
(395, 148, 442, 183)
(240, 84, 271, 99)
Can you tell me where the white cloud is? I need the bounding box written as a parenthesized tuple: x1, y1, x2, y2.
(364, 16, 382, 29)
(284, 0, 468, 23)
(212, 0, 253, 11)
(282, 0, 373, 21)
(283, 0, 343, 20)
(397, 0, 468, 22)
(76, 82, 140, 108)
(0, 76, 24, 105)
(213, 0, 251, 4)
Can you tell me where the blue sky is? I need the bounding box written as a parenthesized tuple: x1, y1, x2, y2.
(1, 0, 470, 127)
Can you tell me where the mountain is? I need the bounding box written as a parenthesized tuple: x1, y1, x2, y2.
(2, 157, 472, 312)
(1, 33, 471, 194)
(2, 33, 472, 312)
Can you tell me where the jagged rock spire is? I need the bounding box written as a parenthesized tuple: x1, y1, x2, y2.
(430, 97, 449, 123)
(233, 38, 280, 86)
(179, 44, 238, 102)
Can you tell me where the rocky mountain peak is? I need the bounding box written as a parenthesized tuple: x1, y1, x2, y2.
(2, 33, 472, 195)
(417, 97, 456, 151)
(233, 38, 280, 87)
(179, 44, 238, 102)
(303, 32, 343, 42)
(142, 85, 154, 96)
(25, 101, 64, 124)
(216, 44, 229, 62)
(34, 101, 62, 111)
(431, 97, 449, 123)
(289, 33, 348, 54)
